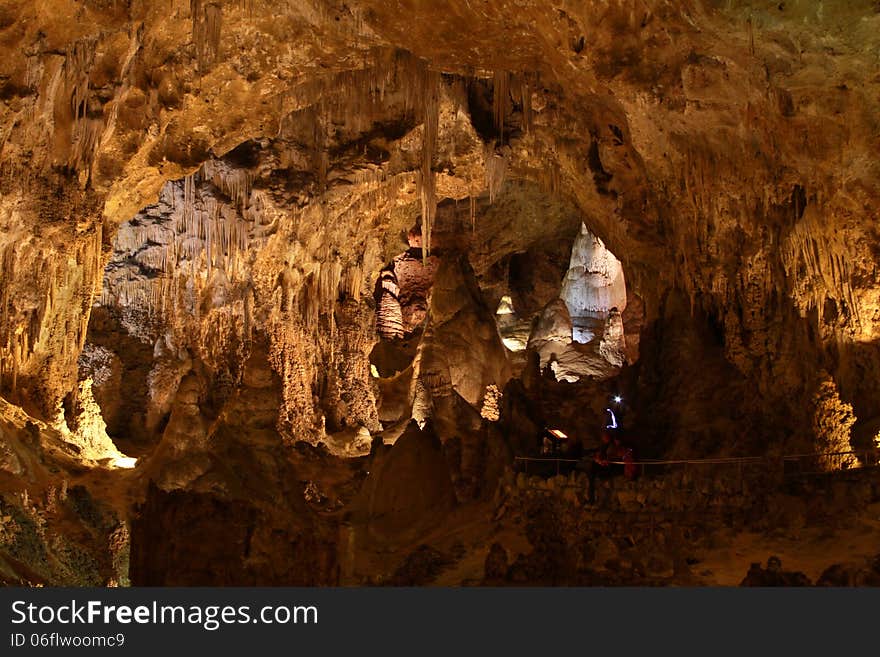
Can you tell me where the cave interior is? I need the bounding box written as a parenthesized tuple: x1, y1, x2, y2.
(1, 0, 880, 587)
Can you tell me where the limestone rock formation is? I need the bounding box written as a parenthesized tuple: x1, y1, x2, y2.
(351, 420, 456, 542)
(561, 223, 627, 319)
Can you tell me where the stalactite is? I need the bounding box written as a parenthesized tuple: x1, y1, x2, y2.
(341, 265, 363, 301)
(517, 73, 533, 133)
(181, 174, 195, 235)
(192, 0, 222, 72)
(320, 260, 343, 310)
(780, 214, 862, 327)
(493, 70, 509, 142)
(485, 146, 508, 203)
(312, 105, 329, 191)
(205, 3, 222, 60)
(418, 69, 440, 260)
(64, 38, 103, 178)
(247, 190, 268, 227)
(201, 160, 251, 211)
(298, 261, 342, 330)
(191, 0, 204, 60)
(448, 77, 468, 116)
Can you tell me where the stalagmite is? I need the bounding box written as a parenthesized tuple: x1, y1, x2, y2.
(561, 223, 627, 317)
(598, 309, 626, 368)
(480, 384, 501, 421)
(377, 270, 405, 340)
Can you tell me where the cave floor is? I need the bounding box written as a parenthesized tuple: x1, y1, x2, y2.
(691, 501, 880, 585)
(347, 499, 880, 586)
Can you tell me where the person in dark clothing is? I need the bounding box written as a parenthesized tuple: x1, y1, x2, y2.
(608, 435, 626, 473)
(577, 432, 614, 503)
(595, 432, 613, 465)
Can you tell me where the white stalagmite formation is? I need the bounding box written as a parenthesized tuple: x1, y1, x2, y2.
(561, 223, 627, 317)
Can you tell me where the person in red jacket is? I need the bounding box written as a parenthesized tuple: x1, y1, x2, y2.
(611, 434, 638, 480)
(622, 445, 638, 480)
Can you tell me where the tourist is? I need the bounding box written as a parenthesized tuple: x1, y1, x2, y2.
(577, 431, 613, 503)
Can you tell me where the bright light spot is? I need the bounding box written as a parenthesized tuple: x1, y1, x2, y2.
(370, 364, 380, 378)
(572, 326, 595, 344)
(496, 295, 515, 315)
(605, 408, 618, 429)
(613, 395, 623, 403)
(110, 456, 137, 469)
(501, 336, 527, 352)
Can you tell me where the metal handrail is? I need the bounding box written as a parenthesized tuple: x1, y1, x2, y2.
(513, 449, 879, 477)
